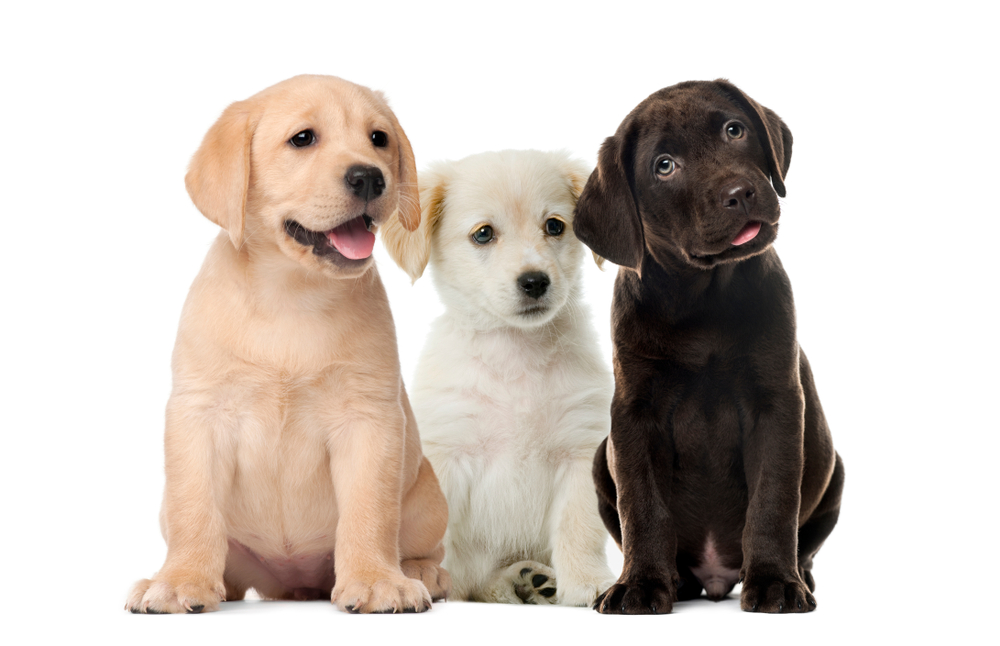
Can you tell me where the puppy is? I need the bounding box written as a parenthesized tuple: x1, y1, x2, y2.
(126, 75, 449, 614)
(574, 80, 844, 614)
(381, 150, 617, 605)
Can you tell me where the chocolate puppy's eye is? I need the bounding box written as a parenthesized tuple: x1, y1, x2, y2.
(290, 129, 316, 147)
(726, 122, 745, 139)
(472, 225, 494, 244)
(544, 218, 565, 236)
(371, 131, 388, 147)
(655, 157, 676, 177)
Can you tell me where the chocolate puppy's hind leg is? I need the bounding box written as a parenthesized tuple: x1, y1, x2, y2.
(675, 563, 705, 602)
(797, 452, 844, 592)
(592, 437, 622, 548)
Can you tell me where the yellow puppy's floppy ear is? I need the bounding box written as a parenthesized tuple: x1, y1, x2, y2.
(380, 165, 449, 283)
(185, 100, 258, 248)
(374, 91, 421, 232)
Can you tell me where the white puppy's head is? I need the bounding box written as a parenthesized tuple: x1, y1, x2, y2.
(382, 150, 594, 329)
(185, 75, 420, 279)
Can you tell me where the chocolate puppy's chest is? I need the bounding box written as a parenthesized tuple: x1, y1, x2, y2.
(659, 360, 752, 567)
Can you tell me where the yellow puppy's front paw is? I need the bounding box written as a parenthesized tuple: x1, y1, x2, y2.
(333, 574, 432, 614)
(401, 559, 451, 601)
(126, 575, 225, 614)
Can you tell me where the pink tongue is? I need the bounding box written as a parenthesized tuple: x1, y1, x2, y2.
(326, 217, 375, 259)
(732, 221, 761, 246)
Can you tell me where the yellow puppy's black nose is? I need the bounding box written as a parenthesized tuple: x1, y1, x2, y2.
(346, 165, 385, 202)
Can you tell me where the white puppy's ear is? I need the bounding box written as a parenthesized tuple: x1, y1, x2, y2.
(185, 100, 258, 249)
(563, 156, 592, 201)
(380, 166, 449, 282)
(560, 154, 605, 269)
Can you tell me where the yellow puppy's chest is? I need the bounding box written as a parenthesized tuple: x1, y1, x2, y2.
(207, 368, 345, 556)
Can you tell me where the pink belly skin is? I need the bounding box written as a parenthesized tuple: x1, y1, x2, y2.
(689, 534, 741, 601)
(227, 539, 336, 600)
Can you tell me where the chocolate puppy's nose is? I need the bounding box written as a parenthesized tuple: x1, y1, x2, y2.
(517, 271, 550, 299)
(345, 165, 385, 202)
(720, 180, 756, 217)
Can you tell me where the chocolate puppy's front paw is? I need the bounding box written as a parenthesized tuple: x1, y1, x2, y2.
(740, 571, 815, 613)
(594, 577, 675, 614)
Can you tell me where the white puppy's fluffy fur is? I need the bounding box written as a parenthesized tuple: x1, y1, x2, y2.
(382, 150, 616, 605)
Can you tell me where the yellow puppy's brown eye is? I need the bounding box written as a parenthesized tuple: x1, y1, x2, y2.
(290, 129, 315, 147)
(726, 123, 745, 139)
(371, 131, 388, 147)
(545, 218, 565, 236)
(472, 225, 494, 244)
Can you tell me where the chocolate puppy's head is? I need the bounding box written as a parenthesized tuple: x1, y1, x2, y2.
(575, 80, 792, 271)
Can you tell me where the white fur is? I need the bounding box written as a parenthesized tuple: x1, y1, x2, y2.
(384, 150, 616, 605)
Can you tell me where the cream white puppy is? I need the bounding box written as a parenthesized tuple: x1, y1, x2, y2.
(382, 150, 616, 605)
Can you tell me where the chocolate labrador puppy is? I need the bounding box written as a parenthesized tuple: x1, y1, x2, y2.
(574, 80, 844, 614)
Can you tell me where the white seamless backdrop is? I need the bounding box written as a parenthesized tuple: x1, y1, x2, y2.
(2, 1, 996, 644)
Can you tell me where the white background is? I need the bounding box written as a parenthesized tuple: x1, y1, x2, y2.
(2, 1, 996, 644)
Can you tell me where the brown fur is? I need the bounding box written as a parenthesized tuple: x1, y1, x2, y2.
(574, 80, 843, 615)
(126, 75, 448, 615)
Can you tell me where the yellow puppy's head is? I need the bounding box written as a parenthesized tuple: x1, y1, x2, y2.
(185, 74, 419, 278)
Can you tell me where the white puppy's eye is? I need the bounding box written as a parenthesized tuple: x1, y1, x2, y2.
(471, 225, 494, 245)
(371, 131, 388, 147)
(544, 218, 565, 236)
(290, 129, 316, 148)
(725, 122, 745, 139)
(655, 156, 676, 177)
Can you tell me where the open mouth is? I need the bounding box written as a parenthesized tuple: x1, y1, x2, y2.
(689, 220, 773, 266)
(731, 221, 761, 246)
(284, 215, 375, 261)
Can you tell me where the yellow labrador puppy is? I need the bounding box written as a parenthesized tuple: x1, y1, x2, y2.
(127, 75, 449, 614)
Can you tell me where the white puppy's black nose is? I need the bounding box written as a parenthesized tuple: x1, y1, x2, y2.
(346, 165, 385, 202)
(517, 272, 550, 299)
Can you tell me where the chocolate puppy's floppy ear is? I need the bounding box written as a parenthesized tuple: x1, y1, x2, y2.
(715, 79, 793, 197)
(573, 130, 644, 270)
(185, 100, 258, 249)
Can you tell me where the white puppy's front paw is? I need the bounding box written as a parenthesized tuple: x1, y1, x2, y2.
(557, 575, 619, 607)
(503, 561, 558, 604)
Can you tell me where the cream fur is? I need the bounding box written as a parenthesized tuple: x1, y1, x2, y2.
(126, 75, 448, 615)
(381, 150, 616, 605)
